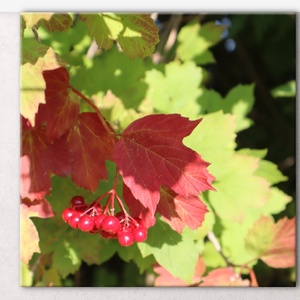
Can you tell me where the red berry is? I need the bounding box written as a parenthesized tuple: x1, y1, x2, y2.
(78, 214, 94, 232)
(102, 216, 121, 234)
(133, 227, 147, 243)
(115, 211, 125, 222)
(62, 208, 75, 222)
(68, 212, 81, 229)
(100, 230, 116, 239)
(94, 214, 106, 230)
(118, 230, 134, 247)
(89, 226, 99, 234)
(74, 204, 89, 213)
(133, 217, 145, 228)
(70, 196, 85, 209)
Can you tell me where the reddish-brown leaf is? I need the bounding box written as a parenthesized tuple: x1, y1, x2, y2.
(36, 67, 80, 142)
(115, 114, 215, 213)
(157, 186, 208, 233)
(245, 216, 296, 268)
(21, 117, 71, 200)
(200, 268, 250, 287)
(154, 256, 206, 286)
(38, 14, 73, 32)
(20, 204, 40, 264)
(123, 183, 156, 228)
(21, 40, 67, 126)
(21, 198, 55, 219)
(67, 112, 116, 191)
(22, 13, 72, 32)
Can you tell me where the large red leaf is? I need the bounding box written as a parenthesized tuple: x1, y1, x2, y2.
(157, 186, 208, 233)
(245, 216, 296, 268)
(21, 117, 71, 200)
(200, 268, 250, 287)
(114, 114, 215, 213)
(67, 112, 116, 191)
(36, 67, 80, 142)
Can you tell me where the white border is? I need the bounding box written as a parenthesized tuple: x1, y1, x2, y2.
(0, 0, 300, 12)
(0, 4, 299, 300)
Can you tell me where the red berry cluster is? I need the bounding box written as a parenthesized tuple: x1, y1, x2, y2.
(62, 196, 148, 247)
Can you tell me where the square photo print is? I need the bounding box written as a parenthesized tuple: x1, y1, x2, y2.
(20, 12, 296, 287)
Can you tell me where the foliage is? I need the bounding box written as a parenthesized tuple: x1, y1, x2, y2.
(20, 13, 295, 287)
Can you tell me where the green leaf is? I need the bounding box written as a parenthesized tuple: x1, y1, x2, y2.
(36, 19, 92, 64)
(70, 46, 148, 109)
(42, 268, 62, 287)
(184, 110, 237, 179)
(21, 262, 33, 287)
(220, 217, 259, 266)
(118, 243, 155, 274)
(52, 239, 81, 279)
(238, 148, 268, 159)
(255, 160, 288, 185)
(238, 148, 288, 185)
(198, 84, 255, 131)
(222, 84, 255, 131)
(145, 60, 203, 118)
(202, 241, 227, 270)
(138, 218, 198, 283)
(176, 20, 224, 64)
(271, 80, 296, 98)
(79, 13, 159, 58)
(259, 187, 292, 216)
(208, 153, 270, 222)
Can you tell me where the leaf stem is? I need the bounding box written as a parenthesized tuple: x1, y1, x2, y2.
(207, 231, 235, 267)
(239, 264, 259, 287)
(70, 86, 118, 140)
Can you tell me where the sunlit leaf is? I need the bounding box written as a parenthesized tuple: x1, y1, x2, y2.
(245, 216, 296, 268)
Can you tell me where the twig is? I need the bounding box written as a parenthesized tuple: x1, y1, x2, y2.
(153, 14, 182, 64)
(207, 231, 234, 267)
(70, 86, 118, 141)
(32, 26, 40, 43)
(86, 39, 99, 59)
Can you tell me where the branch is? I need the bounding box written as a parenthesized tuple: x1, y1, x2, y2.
(152, 14, 182, 64)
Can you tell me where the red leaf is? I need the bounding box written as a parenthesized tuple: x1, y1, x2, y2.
(123, 183, 156, 228)
(246, 216, 296, 268)
(200, 268, 250, 287)
(261, 217, 296, 268)
(67, 112, 116, 191)
(21, 117, 71, 200)
(115, 114, 215, 213)
(36, 67, 80, 142)
(157, 186, 208, 233)
(21, 197, 55, 218)
(154, 256, 206, 286)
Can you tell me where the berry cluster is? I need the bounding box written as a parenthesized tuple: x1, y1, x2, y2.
(62, 195, 148, 247)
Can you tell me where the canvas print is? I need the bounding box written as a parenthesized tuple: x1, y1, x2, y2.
(20, 12, 296, 287)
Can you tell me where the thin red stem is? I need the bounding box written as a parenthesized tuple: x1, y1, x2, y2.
(70, 86, 118, 141)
